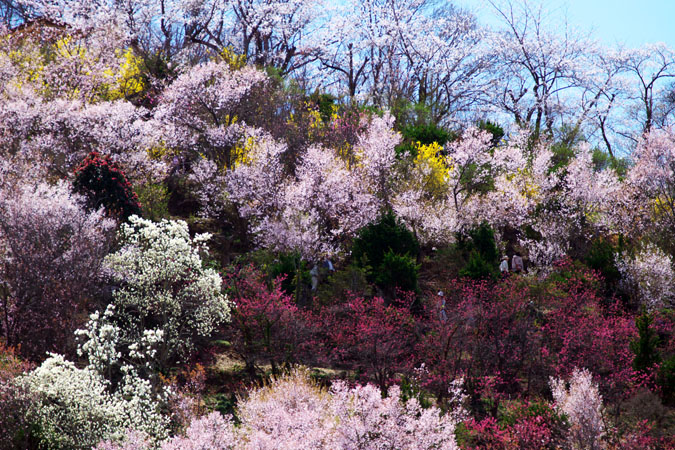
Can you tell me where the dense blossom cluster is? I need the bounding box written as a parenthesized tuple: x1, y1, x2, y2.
(0, 179, 114, 357)
(550, 368, 606, 450)
(103, 216, 232, 367)
(617, 245, 675, 310)
(20, 353, 168, 449)
(99, 370, 461, 450)
(1, 2, 675, 449)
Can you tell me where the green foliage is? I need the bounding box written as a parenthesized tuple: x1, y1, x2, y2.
(458, 223, 500, 280)
(460, 250, 497, 280)
(402, 123, 454, 147)
(592, 149, 629, 177)
(315, 265, 373, 306)
(352, 211, 420, 293)
(658, 355, 675, 406)
(399, 374, 432, 409)
(308, 92, 337, 123)
(477, 120, 505, 147)
(396, 122, 456, 158)
(352, 211, 419, 271)
(550, 141, 576, 173)
(631, 313, 661, 373)
(375, 250, 420, 293)
(585, 237, 623, 290)
(269, 252, 311, 301)
(135, 182, 170, 222)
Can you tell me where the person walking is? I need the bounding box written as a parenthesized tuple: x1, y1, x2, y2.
(500, 255, 509, 275)
(438, 291, 447, 323)
(512, 252, 524, 273)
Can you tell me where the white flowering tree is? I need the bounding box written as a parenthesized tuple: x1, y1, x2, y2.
(550, 368, 606, 450)
(102, 215, 232, 370)
(617, 244, 675, 311)
(19, 353, 168, 449)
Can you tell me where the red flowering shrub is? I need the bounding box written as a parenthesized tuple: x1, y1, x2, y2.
(415, 278, 542, 401)
(223, 266, 309, 376)
(416, 261, 642, 406)
(457, 399, 568, 450)
(320, 294, 418, 392)
(73, 151, 141, 220)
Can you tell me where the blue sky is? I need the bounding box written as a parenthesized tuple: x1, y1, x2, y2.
(456, 0, 675, 48)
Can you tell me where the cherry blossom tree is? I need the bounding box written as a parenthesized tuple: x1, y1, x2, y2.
(617, 244, 675, 311)
(487, 0, 611, 140)
(101, 369, 461, 450)
(550, 368, 606, 450)
(153, 60, 268, 167)
(226, 114, 399, 259)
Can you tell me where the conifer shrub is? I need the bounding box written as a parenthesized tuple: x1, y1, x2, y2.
(458, 223, 500, 280)
(352, 211, 419, 294)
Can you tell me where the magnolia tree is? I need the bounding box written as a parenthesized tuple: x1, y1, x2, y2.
(392, 127, 495, 244)
(487, 0, 613, 141)
(102, 216, 232, 371)
(522, 142, 619, 268)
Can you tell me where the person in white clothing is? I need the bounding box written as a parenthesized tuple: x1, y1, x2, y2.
(499, 255, 509, 274)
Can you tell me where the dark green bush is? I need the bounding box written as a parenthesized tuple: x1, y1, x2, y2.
(592, 149, 629, 177)
(585, 237, 623, 293)
(315, 265, 373, 306)
(658, 355, 675, 406)
(457, 223, 500, 280)
(352, 211, 419, 294)
(395, 123, 457, 158)
(375, 250, 419, 293)
(477, 120, 505, 147)
(460, 250, 497, 280)
(631, 313, 661, 373)
(352, 211, 419, 271)
(269, 252, 311, 300)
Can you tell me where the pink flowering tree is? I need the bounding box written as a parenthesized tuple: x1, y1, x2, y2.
(154, 60, 268, 168)
(101, 369, 461, 450)
(226, 115, 399, 259)
(320, 295, 418, 392)
(222, 266, 308, 376)
(0, 179, 115, 359)
(614, 128, 675, 249)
